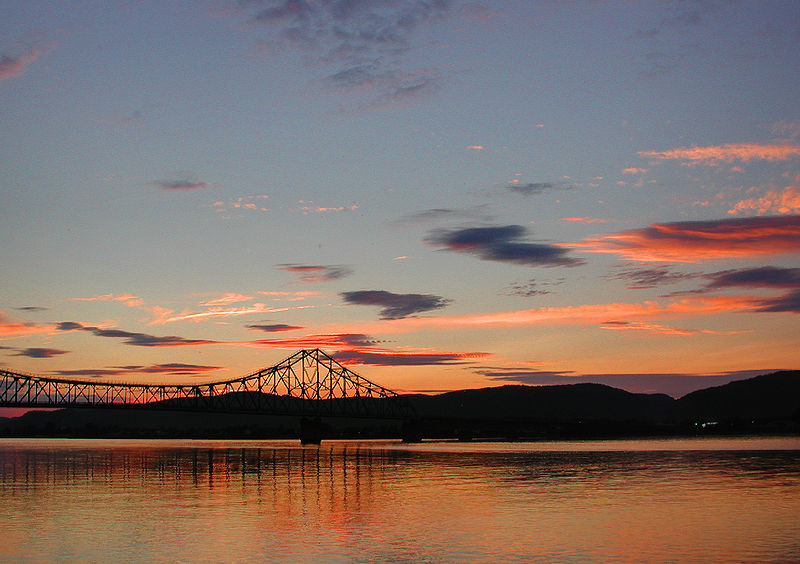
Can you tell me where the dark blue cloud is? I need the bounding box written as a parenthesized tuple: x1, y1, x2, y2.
(341, 290, 451, 319)
(425, 224, 585, 267)
(246, 323, 305, 332)
(507, 181, 572, 197)
(12, 347, 70, 359)
(57, 321, 216, 347)
(611, 267, 696, 289)
(755, 289, 800, 313)
(705, 266, 800, 289)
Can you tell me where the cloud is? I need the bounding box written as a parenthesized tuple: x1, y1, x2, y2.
(243, 333, 381, 350)
(610, 267, 696, 289)
(505, 278, 564, 298)
(246, 323, 305, 332)
(507, 181, 571, 197)
(0, 49, 45, 82)
(561, 217, 606, 224)
(572, 215, 800, 262)
(729, 180, 800, 216)
(341, 290, 451, 319)
(638, 143, 800, 165)
(394, 206, 493, 226)
(15, 306, 48, 312)
(425, 224, 585, 267)
(279, 264, 353, 283)
(771, 120, 800, 140)
(248, 0, 451, 58)
(705, 266, 800, 289)
(152, 303, 301, 324)
(241, 331, 486, 366)
(200, 293, 253, 307)
(298, 203, 358, 214)
(57, 322, 217, 347)
(72, 293, 144, 307)
(56, 363, 224, 378)
(151, 174, 212, 191)
(12, 347, 70, 359)
(0, 312, 54, 339)
(244, 0, 452, 103)
(753, 289, 800, 313)
(701, 267, 800, 314)
(333, 349, 486, 366)
(598, 320, 740, 336)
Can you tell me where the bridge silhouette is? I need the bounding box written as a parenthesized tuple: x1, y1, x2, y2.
(0, 350, 416, 436)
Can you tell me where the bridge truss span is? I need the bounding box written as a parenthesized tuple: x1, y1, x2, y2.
(0, 349, 414, 420)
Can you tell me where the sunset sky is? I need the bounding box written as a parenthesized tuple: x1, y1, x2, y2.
(2, 0, 799, 408)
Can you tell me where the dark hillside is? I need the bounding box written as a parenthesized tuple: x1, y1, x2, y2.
(409, 383, 675, 422)
(676, 370, 800, 422)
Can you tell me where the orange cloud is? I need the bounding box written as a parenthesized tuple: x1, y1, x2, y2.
(0, 49, 46, 82)
(72, 293, 144, 307)
(729, 181, 800, 216)
(562, 217, 606, 224)
(0, 312, 54, 339)
(151, 303, 308, 324)
(599, 320, 744, 336)
(320, 295, 766, 336)
(570, 215, 800, 262)
(200, 293, 253, 307)
(639, 143, 800, 165)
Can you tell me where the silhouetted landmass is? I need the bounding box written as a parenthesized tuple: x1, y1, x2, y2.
(1, 370, 798, 440)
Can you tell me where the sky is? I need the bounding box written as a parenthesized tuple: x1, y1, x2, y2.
(1, 0, 799, 411)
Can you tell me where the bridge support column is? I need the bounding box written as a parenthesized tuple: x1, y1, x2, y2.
(300, 417, 327, 445)
(401, 419, 424, 443)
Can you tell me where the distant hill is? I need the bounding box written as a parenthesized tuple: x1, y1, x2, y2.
(1, 370, 797, 439)
(675, 370, 800, 421)
(408, 383, 675, 422)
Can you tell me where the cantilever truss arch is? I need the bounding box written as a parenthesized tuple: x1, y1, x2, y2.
(0, 349, 415, 420)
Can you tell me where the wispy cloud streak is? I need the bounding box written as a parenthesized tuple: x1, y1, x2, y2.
(572, 215, 800, 262)
(639, 143, 800, 165)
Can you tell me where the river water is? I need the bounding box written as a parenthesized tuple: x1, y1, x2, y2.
(1, 437, 799, 562)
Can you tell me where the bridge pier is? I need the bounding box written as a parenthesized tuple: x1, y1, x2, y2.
(401, 419, 424, 443)
(299, 417, 326, 445)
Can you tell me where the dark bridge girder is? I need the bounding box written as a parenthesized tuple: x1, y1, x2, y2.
(0, 349, 415, 420)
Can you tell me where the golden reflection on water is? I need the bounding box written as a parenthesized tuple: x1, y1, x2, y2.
(1, 438, 799, 562)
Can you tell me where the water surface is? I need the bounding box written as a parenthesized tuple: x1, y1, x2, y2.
(2, 437, 799, 562)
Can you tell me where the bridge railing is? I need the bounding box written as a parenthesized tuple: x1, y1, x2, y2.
(0, 349, 415, 419)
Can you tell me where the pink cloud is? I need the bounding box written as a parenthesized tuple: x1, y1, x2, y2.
(728, 178, 800, 216)
(0, 49, 45, 82)
(150, 303, 305, 324)
(638, 143, 800, 165)
(467, 145, 484, 150)
(561, 217, 606, 224)
(570, 215, 800, 262)
(239, 332, 487, 366)
(72, 293, 144, 307)
(0, 312, 54, 339)
(200, 293, 253, 307)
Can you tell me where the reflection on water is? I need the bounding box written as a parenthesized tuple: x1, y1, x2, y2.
(1, 438, 799, 562)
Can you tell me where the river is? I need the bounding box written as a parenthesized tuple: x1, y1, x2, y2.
(2, 437, 799, 562)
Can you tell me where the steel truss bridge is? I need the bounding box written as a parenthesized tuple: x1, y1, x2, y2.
(0, 349, 414, 421)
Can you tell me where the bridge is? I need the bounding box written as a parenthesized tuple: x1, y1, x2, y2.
(0, 350, 416, 429)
